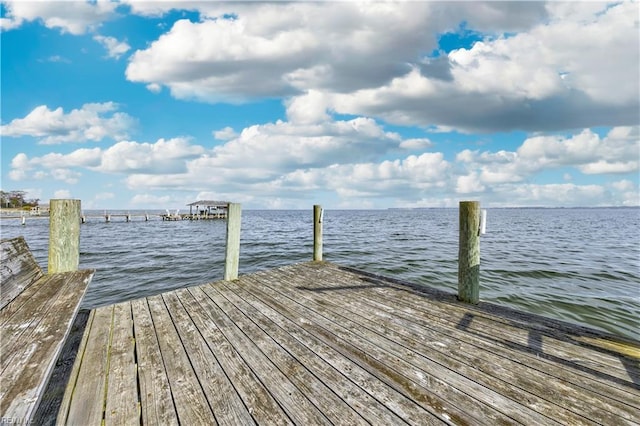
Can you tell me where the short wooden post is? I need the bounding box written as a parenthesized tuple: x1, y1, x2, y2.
(458, 201, 480, 304)
(313, 205, 323, 261)
(49, 199, 81, 274)
(21, 215, 26, 226)
(224, 203, 242, 281)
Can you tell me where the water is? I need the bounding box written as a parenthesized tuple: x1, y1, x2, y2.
(1, 208, 638, 340)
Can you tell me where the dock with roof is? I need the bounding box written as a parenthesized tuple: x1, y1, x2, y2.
(161, 200, 230, 221)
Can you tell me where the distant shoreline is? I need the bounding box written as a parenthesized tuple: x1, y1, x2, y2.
(0, 207, 28, 214)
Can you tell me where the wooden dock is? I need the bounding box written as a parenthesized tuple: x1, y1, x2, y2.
(55, 262, 640, 425)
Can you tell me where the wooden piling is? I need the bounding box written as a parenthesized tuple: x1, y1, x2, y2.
(224, 203, 242, 281)
(48, 199, 81, 274)
(313, 205, 323, 261)
(458, 201, 480, 304)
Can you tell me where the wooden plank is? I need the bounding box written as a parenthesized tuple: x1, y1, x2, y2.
(238, 274, 473, 425)
(353, 272, 640, 397)
(1, 274, 69, 371)
(245, 269, 559, 425)
(189, 285, 332, 425)
(32, 310, 91, 425)
(130, 298, 178, 426)
(217, 279, 424, 425)
(176, 287, 293, 425)
(146, 294, 215, 424)
(162, 290, 255, 426)
(61, 305, 114, 425)
(323, 263, 640, 370)
(0, 271, 93, 363)
(0, 271, 91, 421)
(201, 283, 368, 425)
(329, 263, 640, 388)
(56, 309, 95, 425)
(291, 265, 635, 425)
(0, 237, 43, 309)
(294, 263, 640, 419)
(104, 302, 139, 425)
(334, 274, 640, 417)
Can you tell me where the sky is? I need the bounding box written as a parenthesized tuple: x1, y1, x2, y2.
(1, 1, 639, 210)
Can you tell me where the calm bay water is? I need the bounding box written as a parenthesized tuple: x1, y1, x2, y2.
(1, 208, 638, 340)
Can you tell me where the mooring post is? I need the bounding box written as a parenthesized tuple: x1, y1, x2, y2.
(313, 204, 323, 261)
(458, 200, 480, 304)
(224, 203, 242, 281)
(49, 199, 81, 274)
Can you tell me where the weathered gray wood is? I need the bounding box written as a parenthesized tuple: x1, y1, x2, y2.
(131, 298, 179, 425)
(33, 309, 91, 425)
(202, 283, 366, 425)
(244, 269, 537, 425)
(146, 294, 215, 424)
(0, 271, 92, 367)
(340, 264, 640, 392)
(56, 309, 95, 425)
(0, 271, 92, 422)
(104, 302, 139, 425)
(0, 237, 44, 309)
(162, 290, 255, 426)
(55, 262, 640, 425)
(237, 272, 448, 424)
(192, 286, 332, 425)
(61, 305, 113, 425)
(1, 275, 70, 363)
(224, 203, 241, 281)
(48, 199, 81, 274)
(176, 287, 293, 425)
(217, 279, 414, 425)
(458, 200, 480, 303)
(289, 263, 633, 424)
(313, 204, 323, 261)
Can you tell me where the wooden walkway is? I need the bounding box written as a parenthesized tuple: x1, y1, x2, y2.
(58, 262, 640, 425)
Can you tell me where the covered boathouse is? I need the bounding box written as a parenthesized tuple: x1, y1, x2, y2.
(162, 200, 229, 220)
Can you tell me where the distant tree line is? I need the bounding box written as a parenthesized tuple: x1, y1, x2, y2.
(1, 190, 40, 209)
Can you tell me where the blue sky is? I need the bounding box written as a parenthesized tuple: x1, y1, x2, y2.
(1, 1, 638, 209)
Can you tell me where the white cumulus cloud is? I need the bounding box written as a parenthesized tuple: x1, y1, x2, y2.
(94, 35, 131, 59)
(98, 138, 205, 173)
(0, 0, 117, 34)
(1, 103, 136, 144)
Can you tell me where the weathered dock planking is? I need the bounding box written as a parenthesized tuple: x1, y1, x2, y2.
(58, 262, 640, 425)
(0, 236, 94, 422)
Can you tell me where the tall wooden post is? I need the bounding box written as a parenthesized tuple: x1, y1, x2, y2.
(313, 205, 323, 261)
(458, 201, 480, 304)
(224, 203, 242, 281)
(48, 199, 81, 274)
